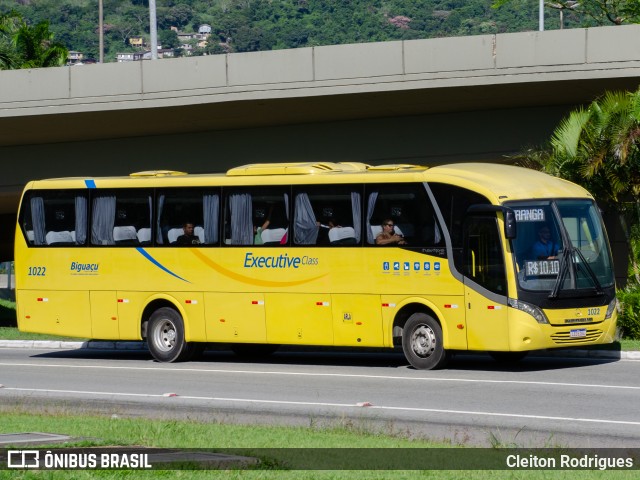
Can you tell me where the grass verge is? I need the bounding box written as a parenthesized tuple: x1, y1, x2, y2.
(0, 410, 637, 479)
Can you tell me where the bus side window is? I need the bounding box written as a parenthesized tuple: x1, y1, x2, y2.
(293, 185, 362, 246)
(365, 183, 439, 247)
(226, 188, 289, 246)
(157, 189, 219, 246)
(428, 183, 491, 268)
(91, 191, 151, 246)
(23, 191, 88, 246)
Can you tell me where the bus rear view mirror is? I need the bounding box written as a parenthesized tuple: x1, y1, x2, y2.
(504, 209, 517, 239)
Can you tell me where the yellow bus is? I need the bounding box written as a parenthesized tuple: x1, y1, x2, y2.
(14, 162, 617, 369)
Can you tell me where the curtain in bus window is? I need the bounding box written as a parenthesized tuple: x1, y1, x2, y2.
(74, 195, 88, 245)
(30, 196, 46, 246)
(91, 195, 116, 245)
(294, 193, 318, 245)
(147, 196, 152, 240)
(351, 191, 362, 242)
(366, 192, 378, 244)
(156, 194, 165, 244)
(230, 193, 253, 245)
(203, 194, 219, 244)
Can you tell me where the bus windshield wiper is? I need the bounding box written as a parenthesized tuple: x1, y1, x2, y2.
(573, 247, 604, 295)
(549, 249, 570, 299)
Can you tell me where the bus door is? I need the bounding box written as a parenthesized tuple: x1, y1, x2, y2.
(462, 213, 510, 351)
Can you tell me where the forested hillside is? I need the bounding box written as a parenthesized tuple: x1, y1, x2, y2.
(0, 0, 589, 62)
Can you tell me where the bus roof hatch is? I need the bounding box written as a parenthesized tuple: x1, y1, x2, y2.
(129, 170, 188, 177)
(227, 162, 371, 176)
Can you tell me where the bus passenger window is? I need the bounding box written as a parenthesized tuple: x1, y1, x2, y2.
(365, 183, 439, 248)
(157, 189, 219, 246)
(293, 185, 361, 246)
(91, 191, 151, 246)
(225, 188, 289, 246)
(22, 192, 88, 246)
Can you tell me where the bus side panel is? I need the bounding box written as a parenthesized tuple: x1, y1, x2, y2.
(204, 292, 266, 343)
(116, 292, 206, 342)
(464, 286, 509, 351)
(381, 295, 468, 350)
(17, 290, 91, 338)
(116, 291, 148, 340)
(331, 294, 383, 347)
(90, 291, 119, 340)
(265, 293, 333, 345)
(169, 292, 206, 342)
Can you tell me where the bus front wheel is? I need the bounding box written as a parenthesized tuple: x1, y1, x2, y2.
(147, 307, 193, 362)
(402, 313, 449, 370)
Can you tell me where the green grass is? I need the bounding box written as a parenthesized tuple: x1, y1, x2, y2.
(0, 410, 637, 479)
(0, 327, 85, 341)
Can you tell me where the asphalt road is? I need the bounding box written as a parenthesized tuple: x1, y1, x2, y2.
(1, 346, 639, 448)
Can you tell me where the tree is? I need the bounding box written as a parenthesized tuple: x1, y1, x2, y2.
(0, 10, 67, 69)
(0, 11, 21, 69)
(493, 0, 640, 25)
(513, 88, 640, 283)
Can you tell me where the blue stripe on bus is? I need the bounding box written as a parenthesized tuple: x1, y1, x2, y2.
(135, 247, 190, 283)
(85, 180, 97, 189)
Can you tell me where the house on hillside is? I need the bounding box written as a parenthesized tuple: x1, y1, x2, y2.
(67, 51, 84, 65)
(129, 36, 144, 48)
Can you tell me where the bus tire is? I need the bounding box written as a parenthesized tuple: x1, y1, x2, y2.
(402, 313, 449, 370)
(147, 307, 192, 363)
(489, 351, 528, 364)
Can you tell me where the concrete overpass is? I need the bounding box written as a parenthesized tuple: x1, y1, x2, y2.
(1, 24, 640, 260)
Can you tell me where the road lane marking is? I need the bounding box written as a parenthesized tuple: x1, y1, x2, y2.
(2, 386, 640, 427)
(1, 361, 639, 391)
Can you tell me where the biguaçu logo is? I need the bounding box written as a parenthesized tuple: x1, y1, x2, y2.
(70, 262, 99, 274)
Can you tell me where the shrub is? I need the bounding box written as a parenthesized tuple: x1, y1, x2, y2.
(617, 285, 640, 339)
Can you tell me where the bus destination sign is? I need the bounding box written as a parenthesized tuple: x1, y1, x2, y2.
(514, 208, 545, 222)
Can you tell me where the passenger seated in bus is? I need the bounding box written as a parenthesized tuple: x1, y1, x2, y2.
(254, 217, 270, 245)
(532, 224, 559, 259)
(375, 219, 407, 246)
(176, 222, 201, 245)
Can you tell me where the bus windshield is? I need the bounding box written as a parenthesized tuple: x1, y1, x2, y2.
(509, 199, 615, 293)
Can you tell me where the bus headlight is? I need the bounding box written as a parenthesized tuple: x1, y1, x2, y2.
(604, 298, 618, 320)
(508, 298, 549, 324)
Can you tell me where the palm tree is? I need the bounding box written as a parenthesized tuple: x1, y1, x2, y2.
(0, 11, 67, 70)
(0, 12, 20, 69)
(515, 88, 640, 283)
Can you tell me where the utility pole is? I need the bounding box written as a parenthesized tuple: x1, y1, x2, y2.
(539, 0, 545, 31)
(99, 0, 104, 63)
(149, 0, 158, 60)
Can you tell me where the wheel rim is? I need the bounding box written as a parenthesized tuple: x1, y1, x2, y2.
(410, 324, 436, 358)
(152, 318, 177, 353)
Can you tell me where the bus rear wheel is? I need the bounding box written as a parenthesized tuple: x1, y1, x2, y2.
(147, 307, 194, 362)
(402, 313, 449, 370)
